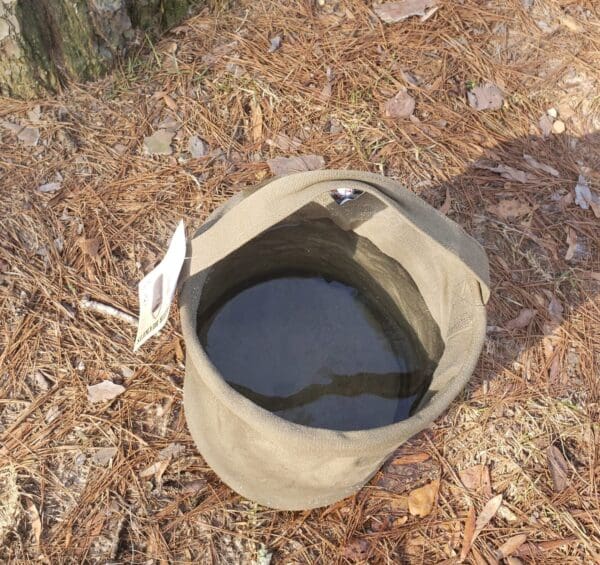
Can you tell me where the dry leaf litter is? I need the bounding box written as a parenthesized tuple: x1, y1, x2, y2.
(0, 0, 599, 562)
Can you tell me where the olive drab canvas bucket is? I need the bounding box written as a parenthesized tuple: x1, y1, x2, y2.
(180, 170, 489, 510)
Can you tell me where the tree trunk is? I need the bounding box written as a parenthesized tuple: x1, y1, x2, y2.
(0, 0, 197, 99)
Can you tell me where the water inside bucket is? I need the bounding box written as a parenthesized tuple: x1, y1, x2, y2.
(196, 218, 443, 432)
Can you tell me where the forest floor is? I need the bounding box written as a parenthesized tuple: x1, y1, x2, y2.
(1, 0, 599, 563)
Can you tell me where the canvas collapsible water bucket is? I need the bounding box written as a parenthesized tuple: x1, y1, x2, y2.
(180, 170, 489, 510)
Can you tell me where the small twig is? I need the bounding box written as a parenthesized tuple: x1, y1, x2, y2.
(80, 299, 138, 326)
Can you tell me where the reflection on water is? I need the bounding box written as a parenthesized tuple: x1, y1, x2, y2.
(198, 276, 433, 431)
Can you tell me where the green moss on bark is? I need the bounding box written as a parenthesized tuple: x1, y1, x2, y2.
(14, 0, 107, 91)
(53, 0, 108, 80)
(0, 0, 199, 99)
(126, 0, 196, 33)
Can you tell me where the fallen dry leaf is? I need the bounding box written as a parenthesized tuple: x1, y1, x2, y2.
(92, 447, 118, 466)
(486, 199, 532, 219)
(393, 515, 408, 527)
(517, 538, 577, 556)
(496, 534, 528, 559)
(0, 119, 20, 134)
(267, 133, 302, 152)
(18, 126, 40, 146)
(539, 114, 553, 137)
(559, 191, 574, 210)
(536, 18, 558, 33)
(546, 293, 564, 322)
(548, 354, 561, 383)
(537, 538, 579, 552)
(505, 557, 524, 565)
(472, 495, 503, 544)
(24, 498, 42, 548)
(201, 40, 237, 65)
(267, 155, 325, 176)
(79, 237, 100, 261)
(120, 366, 134, 379)
(382, 89, 415, 119)
(523, 154, 559, 177)
(181, 479, 207, 493)
(162, 54, 177, 73)
(143, 129, 175, 155)
(0, 119, 22, 140)
(45, 405, 60, 423)
(342, 537, 371, 561)
(574, 174, 600, 217)
(27, 105, 41, 122)
(458, 464, 491, 496)
(459, 505, 476, 561)
(188, 135, 208, 158)
(87, 380, 125, 403)
(476, 160, 531, 184)
(268, 35, 282, 53)
(112, 143, 127, 155)
(158, 442, 185, 460)
(565, 227, 577, 261)
(140, 458, 170, 480)
(497, 504, 519, 523)
(250, 98, 263, 144)
(504, 308, 536, 330)
(162, 94, 178, 112)
(392, 452, 430, 465)
(559, 14, 583, 33)
(156, 116, 179, 132)
(557, 101, 574, 119)
(439, 188, 451, 215)
(374, 0, 437, 23)
(408, 479, 439, 517)
(467, 83, 504, 111)
(459, 465, 484, 490)
(547, 445, 569, 492)
(37, 181, 61, 193)
(34, 371, 50, 391)
(574, 174, 591, 208)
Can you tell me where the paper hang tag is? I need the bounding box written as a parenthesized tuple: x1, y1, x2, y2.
(134, 220, 186, 352)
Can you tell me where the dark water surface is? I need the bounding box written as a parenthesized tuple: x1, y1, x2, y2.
(198, 274, 434, 431)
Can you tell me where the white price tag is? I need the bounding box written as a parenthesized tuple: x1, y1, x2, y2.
(134, 221, 186, 351)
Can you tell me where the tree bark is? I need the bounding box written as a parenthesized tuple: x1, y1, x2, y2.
(0, 0, 197, 99)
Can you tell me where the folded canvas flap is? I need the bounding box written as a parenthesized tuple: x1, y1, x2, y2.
(188, 171, 490, 333)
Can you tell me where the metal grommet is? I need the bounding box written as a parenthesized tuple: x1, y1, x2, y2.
(331, 188, 363, 205)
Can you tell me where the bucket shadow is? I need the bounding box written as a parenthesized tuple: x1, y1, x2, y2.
(373, 130, 599, 492)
